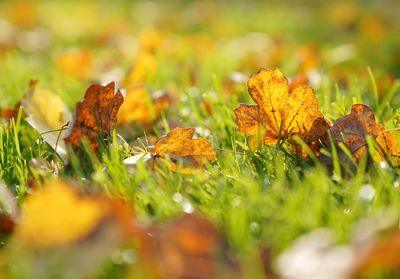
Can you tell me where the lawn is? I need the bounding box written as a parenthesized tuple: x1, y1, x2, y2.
(0, 1, 399, 278)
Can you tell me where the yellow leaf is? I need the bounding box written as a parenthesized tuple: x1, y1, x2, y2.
(235, 68, 328, 151)
(123, 52, 157, 87)
(117, 86, 170, 125)
(55, 48, 93, 79)
(15, 181, 107, 248)
(21, 80, 71, 156)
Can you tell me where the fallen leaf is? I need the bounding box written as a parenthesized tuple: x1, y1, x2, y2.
(15, 181, 108, 247)
(288, 74, 310, 92)
(138, 29, 162, 53)
(6, 180, 136, 278)
(134, 213, 241, 279)
(21, 80, 71, 157)
(0, 214, 15, 236)
(123, 128, 216, 173)
(0, 101, 21, 121)
(123, 52, 157, 87)
(117, 85, 171, 125)
(55, 48, 93, 79)
(376, 125, 400, 166)
(234, 68, 328, 153)
(295, 45, 320, 73)
(325, 104, 399, 165)
(5, 0, 38, 28)
(153, 127, 216, 169)
(64, 82, 124, 153)
(299, 116, 331, 157)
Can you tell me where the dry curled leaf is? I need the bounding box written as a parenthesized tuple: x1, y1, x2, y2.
(64, 82, 124, 153)
(123, 128, 216, 173)
(153, 127, 216, 171)
(234, 68, 328, 154)
(117, 85, 171, 126)
(134, 213, 241, 279)
(325, 104, 399, 165)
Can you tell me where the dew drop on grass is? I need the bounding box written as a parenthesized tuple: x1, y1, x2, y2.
(331, 175, 341, 182)
(393, 180, 399, 188)
(182, 201, 194, 213)
(263, 177, 270, 188)
(250, 222, 260, 233)
(358, 184, 375, 202)
(379, 161, 390, 169)
(172, 192, 183, 202)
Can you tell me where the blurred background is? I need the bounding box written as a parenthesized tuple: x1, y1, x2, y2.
(1, 0, 400, 110)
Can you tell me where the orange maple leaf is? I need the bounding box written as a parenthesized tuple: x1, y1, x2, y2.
(123, 128, 216, 172)
(234, 68, 329, 152)
(64, 82, 124, 153)
(153, 127, 216, 167)
(376, 125, 400, 166)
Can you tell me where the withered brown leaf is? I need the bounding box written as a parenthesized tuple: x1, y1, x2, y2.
(326, 104, 399, 165)
(64, 82, 124, 153)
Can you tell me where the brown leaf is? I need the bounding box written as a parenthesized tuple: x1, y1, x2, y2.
(326, 104, 399, 165)
(64, 82, 124, 153)
(234, 68, 328, 154)
(136, 213, 241, 279)
(153, 127, 216, 168)
(0, 214, 15, 236)
(352, 231, 400, 278)
(329, 104, 378, 156)
(0, 101, 21, 120)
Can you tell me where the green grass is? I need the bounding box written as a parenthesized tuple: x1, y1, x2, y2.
(0, 0, 400, 278)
